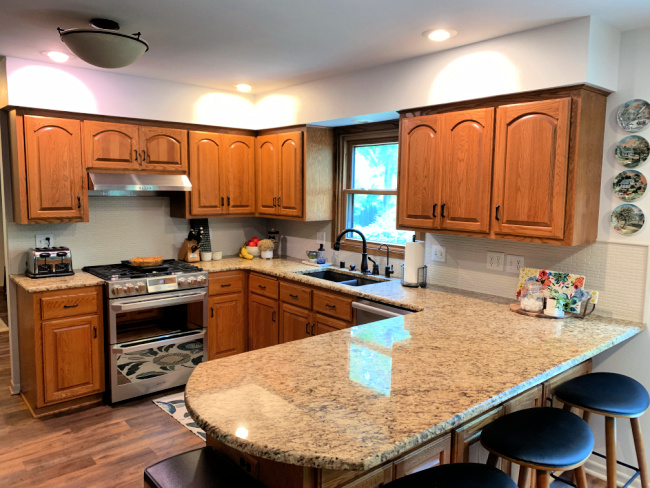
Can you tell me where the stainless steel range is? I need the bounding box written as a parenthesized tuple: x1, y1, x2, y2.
(83, 260, 208, 403)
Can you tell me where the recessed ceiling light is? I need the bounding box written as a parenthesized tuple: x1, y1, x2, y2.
(236, 84, 252, 93)
(423, 28, 457, 42)
(42, 51, 71, 63)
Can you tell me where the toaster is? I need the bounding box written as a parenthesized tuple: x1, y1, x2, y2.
(26, 247, 74, 278)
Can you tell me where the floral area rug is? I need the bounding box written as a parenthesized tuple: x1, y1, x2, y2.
(116, 340, 203, 382)
(153, 391, 206, 440)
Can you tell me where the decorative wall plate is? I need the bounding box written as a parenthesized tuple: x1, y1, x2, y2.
(617, 99, 650, 132)
(611, 204, 645, 235)
(613, 170, 647, 201)
(615, 135, 650, 168)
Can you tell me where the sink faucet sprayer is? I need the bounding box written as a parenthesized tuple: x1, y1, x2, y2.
(333, 228, 369, 274)
(378, 244, 394, 278)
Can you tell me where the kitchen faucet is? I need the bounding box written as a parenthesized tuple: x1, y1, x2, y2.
(333, 228, 369, 274)
(378, 244, 394, 278)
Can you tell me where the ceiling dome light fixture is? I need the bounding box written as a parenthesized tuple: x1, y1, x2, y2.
(42, 51, 71, 63)
(58, 18, 149, 69)
(423, 28, 457, 42)
(236, 84, 252, 93)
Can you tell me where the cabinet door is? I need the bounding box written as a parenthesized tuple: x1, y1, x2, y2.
(492, 99, 571, 239)
(394, 434, 451, 479)
(23, 116, 87, 222)
(255, 134, 279, 216)
(452, 406, 502, 464)
(248, 294, 279, 351)
(83, 120, 139, 171)
(189, 131, 226, 216)
(277, 131, 303, 218)
(440, 109, 494, 233)
(208, 293, 246, 360)
(397, 115, 442, 229)
(279, 303, 311, 343)
(41, 315, 103, 405)
(139, 126, 188, 173)
(314, 313, 349, 335)
(224, 134, 256, 214)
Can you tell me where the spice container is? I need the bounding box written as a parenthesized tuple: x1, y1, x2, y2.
(520, 282, 544, 312)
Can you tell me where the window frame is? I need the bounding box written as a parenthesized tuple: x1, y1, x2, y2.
(333, 126, 414, 259)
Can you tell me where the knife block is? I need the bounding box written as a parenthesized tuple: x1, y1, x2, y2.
(178, 239, 200, 262)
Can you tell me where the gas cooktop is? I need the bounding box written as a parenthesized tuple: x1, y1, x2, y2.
(82, 259, 203, 281)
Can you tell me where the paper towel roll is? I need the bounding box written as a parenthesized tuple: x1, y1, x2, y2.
(404, 240, 425, 284)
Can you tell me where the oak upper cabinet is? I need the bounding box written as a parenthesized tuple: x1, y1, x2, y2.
(256, 131, 304, 218)
(491, 99, 570, 240)
(224, 134, 256, 214)
(84, 120, 187, 173)
(188, 131, 226, 216)
(10, 113, 88, 224)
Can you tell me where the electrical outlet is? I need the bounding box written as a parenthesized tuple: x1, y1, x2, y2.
(431, 245, 446, 263)
(506, 255, 525, 273)
(486, 251, 504, 271)
(35, 234, 54, 248)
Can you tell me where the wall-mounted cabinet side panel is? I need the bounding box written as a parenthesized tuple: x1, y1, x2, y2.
(492, 99, 570, 239)
(83, 120, 139, 171)
(189, 131, 226, 216)
(303, 126, 334, 221)
(22, 115, 87, 223)
(138, 126, 188, 173)
(224, 134, 256, 215)
(397, 115, 442, 230)
(255, 134, 279, 216)
(440, 108, 494, 233)
(278, 131, 303, 218)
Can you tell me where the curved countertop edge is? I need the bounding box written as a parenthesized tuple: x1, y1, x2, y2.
(185, 323, 644, 471)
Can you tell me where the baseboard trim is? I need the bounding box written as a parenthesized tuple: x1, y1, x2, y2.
(585, 455, 641, 488)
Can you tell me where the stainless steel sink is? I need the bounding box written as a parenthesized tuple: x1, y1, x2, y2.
(298, 269, 388, 287)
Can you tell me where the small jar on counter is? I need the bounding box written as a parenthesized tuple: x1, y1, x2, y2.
(520, 282, 544, 312)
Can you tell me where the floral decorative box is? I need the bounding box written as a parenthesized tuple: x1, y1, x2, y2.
(516, 267, 587, 313)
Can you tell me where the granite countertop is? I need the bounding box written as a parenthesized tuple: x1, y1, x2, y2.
(184, 258, 646, 471)
(10, 271, 105, 292)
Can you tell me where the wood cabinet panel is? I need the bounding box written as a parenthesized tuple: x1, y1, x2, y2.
(139, 126, 188, 172)
(278, 132, 303, 217)
(248, 294, 279, 351)
(502, 384, 544, 414)
(209, 271, 244, 296)
(189, 131, 226, 216)
(313, 290, 354, 321)
(452, 406, 502, 464)
(280, 303, 311, 343)
(40, 291, 99, 321)
(393, 433, 450, 479)
(22, 115, 87, 222)
(224, 134, 256, 214)
(208, 294, 246, 360)
(250, 273, 279, 299)
(280, 281, 312, 308)
(397, 115, 442, 229)
(440, 108, 494, 233)
(492, 99, 571, 239)
(83, 120, 139, 170)
(256, 134, 279, 216)
(314, 313, 349, 335)
(543, 359, 592, 408)
(41, 314, 102, 405)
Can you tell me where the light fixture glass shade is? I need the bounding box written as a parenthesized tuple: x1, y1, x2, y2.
(59, 29, 149, 68)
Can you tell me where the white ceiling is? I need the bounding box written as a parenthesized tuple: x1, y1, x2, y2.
(2, 0, 650, 94)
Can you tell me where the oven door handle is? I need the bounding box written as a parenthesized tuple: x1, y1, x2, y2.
(110, 291, 207, 312)
(113, 330, 205, 354)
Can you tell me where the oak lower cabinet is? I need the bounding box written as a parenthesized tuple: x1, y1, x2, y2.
(206, 271, 246, 360)
(17, 286, 104, 417)
(249, 274, 280, 351)
(9, 112, 88, 224)
(280, 302, 312, 342)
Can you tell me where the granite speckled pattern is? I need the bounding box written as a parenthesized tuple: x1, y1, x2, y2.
(11, 271, 105, 292)
(184, 258, 645, 471)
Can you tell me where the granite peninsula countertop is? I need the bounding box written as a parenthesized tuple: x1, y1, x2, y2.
(183, 258, 646, 471)
(11, 271, 105, 292)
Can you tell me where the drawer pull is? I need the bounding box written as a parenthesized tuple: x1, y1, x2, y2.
(258, 285, 266, 290)
(289, 293, 298, 299)
(63, 304, 79, 309)
(239, 457, 252, 472)
(221, 283, 232, 288)
(325, 304, 336, 309)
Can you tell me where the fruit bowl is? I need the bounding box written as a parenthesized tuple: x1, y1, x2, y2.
(246, 246, 261, 257)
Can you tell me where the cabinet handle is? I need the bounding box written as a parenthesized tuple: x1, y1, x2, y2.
(495, 204, 500, 221)
(441, 203, 446, 218)
(141, 150, 146, 162)
(311, 323, 316, 335)
(221, 196, 224, 206)
(325, 303, 336, 309)
(134, 149, 138, 162)
(93, 326, 97, 339)
(289, 294, 298, 299)
(211, 307, 214, 318)
(432, 203, 437, 218)
(221, 283, 231, 288)
(227, 196, 231, 206)
(258, 285, 266, 290)
(277, 196, 281, 207)
(77, 196, 81, 209)
(239, 457, 251, 472)
(273, 197, 277, 207)
(63, 303, 79, 308)
(306, 322, 310, 335)
(272, 310, 276, 322)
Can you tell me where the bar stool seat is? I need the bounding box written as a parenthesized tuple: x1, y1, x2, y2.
(144, 447, 265, 488)
(385, 462, 517, 487)
(555, 372, 649, 417)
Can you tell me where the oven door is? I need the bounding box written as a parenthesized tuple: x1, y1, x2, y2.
(107, 289, 208, 403)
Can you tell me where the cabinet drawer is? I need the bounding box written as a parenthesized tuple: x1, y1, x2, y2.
(209, 271, 244, 296)
(314, 313, 350, 334)
(313, 290, 353, 321)
(41, 291, 99, 320)
(280, 281, 312, 308)
(249, 273, 278, 299)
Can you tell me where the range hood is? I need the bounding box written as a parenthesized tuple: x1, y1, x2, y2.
(88, 173, 192, 196)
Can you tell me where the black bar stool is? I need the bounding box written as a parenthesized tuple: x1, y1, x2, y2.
(480, 407, 593, 488)
(384, 462, 517, 487)
(144, 447, 265, 488)
(555, 372, 650, 488)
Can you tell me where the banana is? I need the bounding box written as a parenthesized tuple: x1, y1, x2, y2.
(239, 245, 254, 260)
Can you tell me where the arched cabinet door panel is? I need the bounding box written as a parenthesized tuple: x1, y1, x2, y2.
(277, 132, 303, 218)
(224, 134, 256, 214)
(190, 131, 225, 216)
(255, 135, 279, 216)
(83, 121, 139, 171)
(139, 126, 188, 172)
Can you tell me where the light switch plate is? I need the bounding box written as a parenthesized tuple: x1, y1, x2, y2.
(35, 234, 53, 248)
(486, 251, 504, 271)
(431, 245, 446, 263)
(506, 255, 525, 273)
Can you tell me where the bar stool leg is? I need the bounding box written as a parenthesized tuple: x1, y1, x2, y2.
(535, 470, 550, 488)
(631, 417, 649, 488)
(574, 466, 588, 488)
(487, 452, 499, 468)
(518, 466, 531, 488)
(605, 416, 617, 488)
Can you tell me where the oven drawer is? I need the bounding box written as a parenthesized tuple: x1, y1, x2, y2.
(209, 271, 244, 296)
(249, 273, 278, 299)
(41, 290, 99, 320)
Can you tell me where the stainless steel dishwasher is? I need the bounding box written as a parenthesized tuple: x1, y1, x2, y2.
(352, 298, 414, 324)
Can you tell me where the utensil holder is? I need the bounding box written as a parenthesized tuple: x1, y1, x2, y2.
(400, 264, 427, 287)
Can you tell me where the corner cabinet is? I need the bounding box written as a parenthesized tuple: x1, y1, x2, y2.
(397, 85, 608, 245)
(9, 113, 89, 224)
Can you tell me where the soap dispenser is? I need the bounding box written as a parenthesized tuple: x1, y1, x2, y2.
(316, 243, 327, 264)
